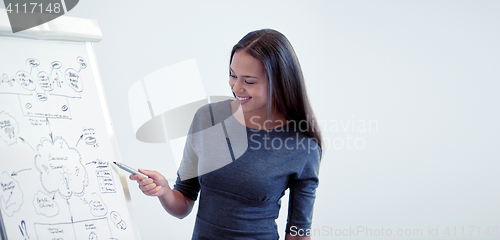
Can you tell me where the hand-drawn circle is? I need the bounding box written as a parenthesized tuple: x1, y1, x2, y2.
(51, 61, 62, 69)
(85, 136, 97, 145)
(1, 74, 14, 87)
(32, 190, 59, 217)
(110, 211, 127, 230)
(16, 71, 36, 91)
(26, 58, 40, 67)
(89, 232, 97, 240)
(37, 93, 48, 101)
(61, 105, 68, 111)
(37, 71, 53, 91)
(65, 68, 83, 92)
(77, 57, 87, 70)
(25, 103, 32, 109)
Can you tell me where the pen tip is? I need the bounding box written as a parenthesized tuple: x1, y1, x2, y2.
(113, 161, 116, 164)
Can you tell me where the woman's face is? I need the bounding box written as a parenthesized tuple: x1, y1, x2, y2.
(229, 50, 268, 115)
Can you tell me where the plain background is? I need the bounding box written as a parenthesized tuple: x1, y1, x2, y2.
(61, 1, 500, 239)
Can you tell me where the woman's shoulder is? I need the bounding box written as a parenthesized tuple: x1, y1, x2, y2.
(287, 127, 322, 163)
(293, 134, 322, 162)
(194, 99, 232, 117)
(190, 99, 233, 132)
(290, 135, 322, 178)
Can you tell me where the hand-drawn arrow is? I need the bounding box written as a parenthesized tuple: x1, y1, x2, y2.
(46, 117, 53, 143)
(11, 168, 32, 176)
(75, 134, 84, 147)
(85, 160, 97, 165)
(19, 137, 35, 152)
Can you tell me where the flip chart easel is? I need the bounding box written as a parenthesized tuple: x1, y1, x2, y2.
(0, 11, 141, 240)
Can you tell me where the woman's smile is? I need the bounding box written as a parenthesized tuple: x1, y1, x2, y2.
(235, 95, 252, 104)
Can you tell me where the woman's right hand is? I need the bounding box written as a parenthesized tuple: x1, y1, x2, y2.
(129, 169, 170, 197)
(130, 169, 194, 218)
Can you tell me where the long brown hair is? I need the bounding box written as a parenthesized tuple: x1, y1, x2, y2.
(230, 29, 323, 153)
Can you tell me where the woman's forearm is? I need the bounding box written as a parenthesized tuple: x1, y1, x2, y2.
(158, 188, 194, 219)
(285, 233, 311, 240)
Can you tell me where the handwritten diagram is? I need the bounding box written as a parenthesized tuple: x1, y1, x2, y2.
(35, 136, 89, 199)
(110, 211, 127, 230)
(0, 171, 23, 217)
(0, 111, 19, 145)
(33, 190, 59, 217)
(0, 111, 128, 239)
(0, 38, 135, 240)
(0, 57, 87, 119)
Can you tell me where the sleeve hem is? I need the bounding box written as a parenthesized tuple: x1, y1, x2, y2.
(285, 224, 312, 234)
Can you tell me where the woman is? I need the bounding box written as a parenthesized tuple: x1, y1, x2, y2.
(131, 29, 322, 239)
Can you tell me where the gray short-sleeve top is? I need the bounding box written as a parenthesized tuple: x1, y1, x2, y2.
(174, 99, 321, 239)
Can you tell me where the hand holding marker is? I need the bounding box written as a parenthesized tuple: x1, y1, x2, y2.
(113, 162, 149, 178)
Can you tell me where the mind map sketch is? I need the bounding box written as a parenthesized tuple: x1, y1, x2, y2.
(0, 38, 135, 239)
(0, 56, 87, 120)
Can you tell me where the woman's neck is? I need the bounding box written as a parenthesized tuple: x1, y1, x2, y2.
(230, 100, 287, 130)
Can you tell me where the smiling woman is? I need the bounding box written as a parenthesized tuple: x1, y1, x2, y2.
(229, 50, 272, 128)
(229, 29, 322, 141)
(131, 29, 322, 240)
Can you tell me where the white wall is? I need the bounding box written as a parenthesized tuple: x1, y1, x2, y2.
(66, 1, 500, 239)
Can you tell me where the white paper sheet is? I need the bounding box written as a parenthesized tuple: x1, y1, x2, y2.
(0, 37, 139, 240)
